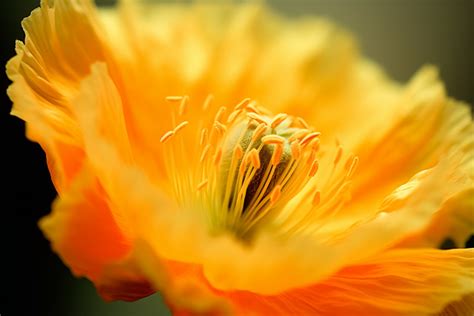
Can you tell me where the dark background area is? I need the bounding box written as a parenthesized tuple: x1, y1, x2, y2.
(1, 1, 473, 315)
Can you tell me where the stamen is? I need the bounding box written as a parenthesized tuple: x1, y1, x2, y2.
(262, 135, 285, 145)
(347, 156, 359, 178)
(214, 148, 223, 166)
(174, 121, 189, 133)
(239, 155, 249, 175)
(308, 160, 319, 177)
(252, 123, 268, 142)
(249, 149, 261, 169)
(234, 98, 251, 111)
(270, 185, 282, 204)
(200, 128, 208, 146)
(334, 145, 343, 165)
(214, 106, 227, 123)
(202, 94, 214, 111)
(227, 109, 243, 124)
(312, 191, 321, 206)
(246, 103, 260, 114)
(247, 112, 267, 124)
(270, 113, 288, 129)
(214, 121, 227, 135)
(162, 100, 341, 241)
(297, 117, 309, 129)
(290, 141, 301, 160)
(200, 144, 211, 163)
(197, 179, 209, 191)
(165, 96, 183, 102)
(233, 145, 244, 160)
(310, 138, 321, 152)
(289, 130, 310, 142)
(271, 144, 283, 166)
(300, 132, 321, 146)
(344, 153, 356, 170)
(160, 130, 174, 143)
(178, 95, 189, 116)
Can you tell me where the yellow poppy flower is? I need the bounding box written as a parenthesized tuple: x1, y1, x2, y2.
(7, 0, 474, 315)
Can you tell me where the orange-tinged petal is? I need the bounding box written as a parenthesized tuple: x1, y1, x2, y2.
(39, 164, 130, 281)
(135, 247, 474, 316)
(39, 162, 155, 301)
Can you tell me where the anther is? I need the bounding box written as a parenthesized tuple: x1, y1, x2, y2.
(247, 112, 267, 124)
(290, 141, 301, 160)
(249, 149, 261, 169)
(165, 96, 183, 102)
(200, 144, 211, 163)
(197, 179, 209, 191)
(270, 185, 282, 204)
(271, 144, 283, 166)
(308, 160, 319, 177)
(347, 156, 359, 177)
(289, 130, 310, 142)
(174, 121, 189, 133)
(203, 94, 214, 111)
(246, 103, 259, 114)
(262, 135, 285, 145)
(334, 146, 343, 165)
(233, 145, 244, 160)
(214, 121, 227, 135)
(227, 109, 243, 124)
(160, 130, 174, 143)
(296, 117, 309, 129)
(300, 132, 321, 146)
(235, 98, 251, 111)
(270, 113, 288, 129)
(312, 191, 321, 206)
(215, 106, 227, 123)
(252, 123, 268, 142)
(214, 148, 223, 166)
(178, 95, 189, 116)
(200, 128, 208, 146)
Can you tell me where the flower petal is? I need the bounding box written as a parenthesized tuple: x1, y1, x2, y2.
(228, 248, 474, 316)
(6, 0, 111, 191)
(39, 162, 155, 301)
(39, 164, 129, 282)
(134, 246, 474, 316)
(314, 67, 474, 247)
(398, 188, 474, 249)
(351, 67, 473, 217)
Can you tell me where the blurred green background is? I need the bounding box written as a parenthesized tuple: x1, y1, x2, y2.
(1, 1, 472, 315)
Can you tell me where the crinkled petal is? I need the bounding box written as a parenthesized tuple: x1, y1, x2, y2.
(6, 0, 111, 191)
(134, 247, 474, 316)
(315, 67, 474, 247)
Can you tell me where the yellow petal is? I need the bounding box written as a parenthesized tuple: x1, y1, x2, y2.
(135, 246, 474, 316)
(6, 0, 111, 191)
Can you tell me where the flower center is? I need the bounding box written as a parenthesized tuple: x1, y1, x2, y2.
(159, 96, 358, 240)
(216, 118, 321, 239)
